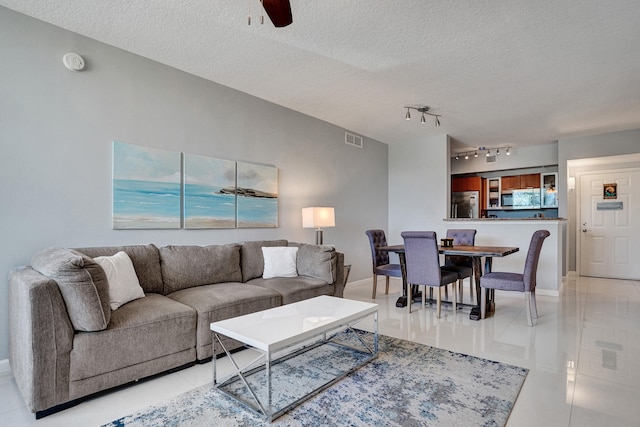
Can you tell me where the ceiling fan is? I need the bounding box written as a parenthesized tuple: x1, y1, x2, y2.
(261, 0, 293, 27)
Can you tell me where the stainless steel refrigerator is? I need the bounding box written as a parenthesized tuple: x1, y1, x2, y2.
(451, 191, 479, 218)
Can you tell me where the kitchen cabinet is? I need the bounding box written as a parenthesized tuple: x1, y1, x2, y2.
(521, 173, 540, 188)
(501, 173, 540, 190)
(452, 176, 482, 192)
(487, 178, 500, 208)
(501, 175, 520, 191)
(541, 172, 558, 207)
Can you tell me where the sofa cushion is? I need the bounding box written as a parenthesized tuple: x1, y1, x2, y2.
(262, 246, 298, 278)
(159, 244, 242, 294)
(31, 247, 111, 331)
(247, 276, 334, 305)
(241, 239, 288, 282)
(168, 283, 281, 360)
(94, 251, 145, 310)
(75, 244, 163, 294)
(290, 243, 337, 284)
(69, 294, 196, 381)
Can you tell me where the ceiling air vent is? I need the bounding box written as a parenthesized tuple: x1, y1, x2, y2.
(485, 154, 497, 164)
(345, 132, 363, 148)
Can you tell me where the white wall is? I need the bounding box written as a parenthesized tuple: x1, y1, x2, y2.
(388, 134, 450, 247)
(0, 8, 389, 360)
(451, 142, 558, 174)
(558, 129, 640, 271)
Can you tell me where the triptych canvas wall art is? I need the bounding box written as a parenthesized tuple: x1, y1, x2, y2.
(112, 141, 278, 229)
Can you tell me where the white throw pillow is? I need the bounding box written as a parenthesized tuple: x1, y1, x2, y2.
(94, 251, 145, 310)
(262, 247, 299, 279)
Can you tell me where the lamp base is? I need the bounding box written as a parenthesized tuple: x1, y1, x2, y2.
(315, 229, 323, 245)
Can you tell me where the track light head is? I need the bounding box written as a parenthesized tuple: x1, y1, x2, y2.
(474, 151, 478, 158)
(435, 116, 441, 127)
(405, 108, 411, 120)
(506, 147, 510, 155)
(421, 113, 426, 124)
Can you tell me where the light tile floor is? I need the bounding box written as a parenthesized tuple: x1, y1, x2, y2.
(1, 275, 638, 426)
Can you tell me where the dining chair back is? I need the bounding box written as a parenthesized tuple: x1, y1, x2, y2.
(480, 229, 550, 326)
(401, 231, 459, 316)
(443, 229, 477, 302)
(365, 229, 402, 299)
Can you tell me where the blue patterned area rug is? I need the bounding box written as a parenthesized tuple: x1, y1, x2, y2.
(104, 332, 527, 426)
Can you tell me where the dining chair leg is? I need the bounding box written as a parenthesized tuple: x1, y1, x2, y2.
(480, 288, 486, 320)
(436, 287, 442, 319)
(452, 282, 457, 314)
(469, 276, 474, 301)
(525, 291, 534, 326)
(444, 284, 449, 299)
(372, 274, 377, 299)
(531, 289, 538, 319)
(422, 285, 426, 307)
(385, 276, 390, 295)
(458, 279, 463, 303)
(407, 281, 412, 314)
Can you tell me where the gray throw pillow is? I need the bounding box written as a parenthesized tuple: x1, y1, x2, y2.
(293, 243, 336, 284)
(31, 247, 111, 331)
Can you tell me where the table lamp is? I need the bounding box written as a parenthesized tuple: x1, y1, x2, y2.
(302, 207, 335, 245)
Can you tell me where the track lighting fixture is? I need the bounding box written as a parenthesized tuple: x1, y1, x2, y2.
(403, 105, 442, 127)
(452, 146, 511, 161)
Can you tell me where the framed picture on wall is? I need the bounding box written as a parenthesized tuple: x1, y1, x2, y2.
(112, 141, 181, 229)
(183, 154, 236, 228)
(236, 161, 278, 228)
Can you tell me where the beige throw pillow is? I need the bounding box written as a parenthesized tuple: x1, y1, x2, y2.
(94, 251, 145, 310)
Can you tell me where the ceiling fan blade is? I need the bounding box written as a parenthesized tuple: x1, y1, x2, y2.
(261, 0, 293, 27)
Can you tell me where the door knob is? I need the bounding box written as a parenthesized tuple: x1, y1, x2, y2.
(582, 222, 588, 233)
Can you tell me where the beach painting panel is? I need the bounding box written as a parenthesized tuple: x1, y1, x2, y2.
(183, 154, 236, 228)
(112, 141, 181, 229)
(236, 162, 278, 228)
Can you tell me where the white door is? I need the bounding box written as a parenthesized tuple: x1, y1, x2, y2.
(579, 168, 640, 279)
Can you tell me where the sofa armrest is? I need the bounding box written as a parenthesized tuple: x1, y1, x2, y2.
(9, 267, 74, 414)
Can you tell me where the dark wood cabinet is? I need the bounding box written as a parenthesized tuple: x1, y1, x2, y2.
(521, 173, 540, 188)
(452, 176, 482, 192)
(501, 173, 540, 190)
(501, 175, 520, 191)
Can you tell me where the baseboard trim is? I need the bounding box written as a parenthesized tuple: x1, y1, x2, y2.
(0, 359, 10, 375)
(536, 288, 559, 297)
(345, 278, 370, 287)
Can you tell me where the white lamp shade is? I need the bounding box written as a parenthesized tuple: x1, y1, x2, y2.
(302, 207, 335, 228)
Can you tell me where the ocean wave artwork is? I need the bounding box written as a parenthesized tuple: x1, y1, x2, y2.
(237, 161, 278, 228)
(112, 142, 181, 229)
(184, 154, 236, 228)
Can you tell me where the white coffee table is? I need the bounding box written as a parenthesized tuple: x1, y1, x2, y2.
(210, 295, 378, 421)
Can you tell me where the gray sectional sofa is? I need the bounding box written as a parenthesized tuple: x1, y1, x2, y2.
(8, 239, 344, 418)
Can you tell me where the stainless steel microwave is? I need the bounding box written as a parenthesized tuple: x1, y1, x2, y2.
(501, 193, 513, 207)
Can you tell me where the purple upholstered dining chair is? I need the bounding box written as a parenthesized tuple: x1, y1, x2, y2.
(365, 230, 402, 299)
(480, 230, 550, 326)
(401, 231, 459, 316)
(442, 229, 477, 302)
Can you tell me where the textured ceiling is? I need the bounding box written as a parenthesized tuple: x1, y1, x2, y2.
(3, 0, 640, 151)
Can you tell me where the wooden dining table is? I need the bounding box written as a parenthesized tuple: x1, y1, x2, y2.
(377, 244, 519, 320)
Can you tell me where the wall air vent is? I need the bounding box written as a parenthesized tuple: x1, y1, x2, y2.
(485, 154, 497, 164)
(345, 132, 363, 148)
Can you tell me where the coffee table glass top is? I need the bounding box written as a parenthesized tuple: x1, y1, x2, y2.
(210, 295, 378, 352)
